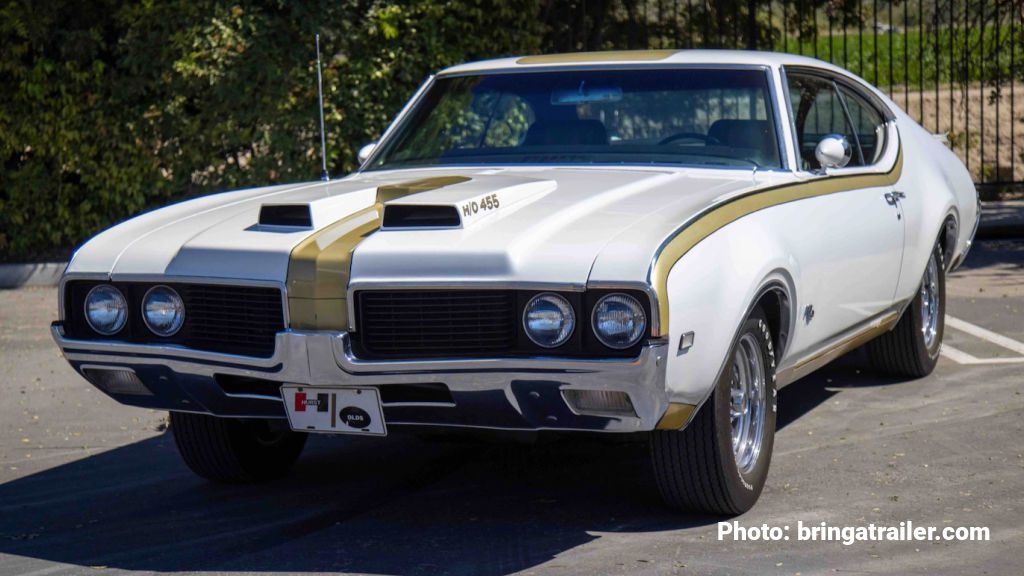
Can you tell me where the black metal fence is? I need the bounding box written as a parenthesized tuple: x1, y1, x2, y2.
(543, 0, 1023, 194)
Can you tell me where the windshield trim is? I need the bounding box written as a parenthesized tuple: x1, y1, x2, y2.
(357, 64, 791, 175)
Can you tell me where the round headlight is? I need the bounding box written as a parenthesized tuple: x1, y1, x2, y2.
(84, 285, 127, 335)
(592, 293, 647, 349)
(523, 293, 575, 348)
(142, 285, 185, 336)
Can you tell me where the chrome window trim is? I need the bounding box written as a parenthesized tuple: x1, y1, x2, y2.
(778, 65, 802, 172)
(781, 65, 898, 175)
(357, 74, 436, 172)
(361, 64, 792, 175)
(435, 62, 778, 78)
(781, 65, 896, 122)
(764, 66, 792, 172)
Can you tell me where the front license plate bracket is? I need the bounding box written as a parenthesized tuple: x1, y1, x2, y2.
(281, 385, 387, 436)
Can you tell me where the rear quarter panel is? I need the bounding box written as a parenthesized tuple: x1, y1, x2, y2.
(891, 112, 978, 301)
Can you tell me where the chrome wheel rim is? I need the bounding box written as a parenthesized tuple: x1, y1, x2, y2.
(730, 333, 767, 474)
(920, 252, 940, 349)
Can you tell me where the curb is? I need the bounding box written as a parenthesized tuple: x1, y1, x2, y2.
(0, 262, 68, 289)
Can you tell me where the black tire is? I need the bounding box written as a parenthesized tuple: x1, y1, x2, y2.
(868, 242, 945, 378)
(169, 412, 307, 483)
(650, 308, 777, 515)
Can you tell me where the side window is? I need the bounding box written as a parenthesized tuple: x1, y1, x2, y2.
(838, 86, 888, 165)
(786, 73, 887, 170)
(787, 74, 848, 169)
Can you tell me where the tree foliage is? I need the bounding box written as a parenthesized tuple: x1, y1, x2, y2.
(0, 0, 543, 261)
(2, 0, 1020, 260)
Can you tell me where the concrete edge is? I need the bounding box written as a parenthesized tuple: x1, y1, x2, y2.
(977, 201, 1023, 239)
(0, 262, 68, 289)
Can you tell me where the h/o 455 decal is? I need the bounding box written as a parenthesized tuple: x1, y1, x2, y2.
(461, 193, 500, 218)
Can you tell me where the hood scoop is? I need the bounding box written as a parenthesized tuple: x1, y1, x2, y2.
(380, 174, 557, 231)
(382, 204, 461, 229)
(257, 204, 313, 228)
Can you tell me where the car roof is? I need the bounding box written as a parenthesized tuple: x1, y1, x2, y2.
(438, 49, 851, 78)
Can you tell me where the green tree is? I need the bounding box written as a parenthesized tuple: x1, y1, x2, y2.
(0, 0, 542, 261)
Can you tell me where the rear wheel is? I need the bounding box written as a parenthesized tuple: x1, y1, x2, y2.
(868, 242, 945, 377)
(170, 412, 307, 483)
(650, 308, 777, 514)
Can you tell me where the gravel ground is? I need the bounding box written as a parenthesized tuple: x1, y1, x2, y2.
(0, 240, 1022, 576)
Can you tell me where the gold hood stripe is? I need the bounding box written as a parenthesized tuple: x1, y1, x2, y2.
(286, 176, 471, 330)
(649, 150, 903, 334)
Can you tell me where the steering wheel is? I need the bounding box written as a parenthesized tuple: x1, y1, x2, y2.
(658, 132, 717, 146)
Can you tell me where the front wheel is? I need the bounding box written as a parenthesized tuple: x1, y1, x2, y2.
(650, 308, 777, 514)
(170, 412, 307, 483)
(868, 242, 945, 378)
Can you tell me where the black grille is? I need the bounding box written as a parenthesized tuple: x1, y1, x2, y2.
(64, 281, 284, 358)
(179, 285, 284, 357)
(357, 290, 517, 357)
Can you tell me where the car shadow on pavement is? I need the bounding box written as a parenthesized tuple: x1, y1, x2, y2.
(0, 351, 914, 575)
(777, 348, 910, 430)
(0, 425, 715, 574)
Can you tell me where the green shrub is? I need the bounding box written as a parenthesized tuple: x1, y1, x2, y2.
(0, 0, 542, 262)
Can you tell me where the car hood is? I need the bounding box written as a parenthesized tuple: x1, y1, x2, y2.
(68, 166, 791, 287)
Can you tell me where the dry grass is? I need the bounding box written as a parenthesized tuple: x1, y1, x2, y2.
(893, 83, 1024, 187)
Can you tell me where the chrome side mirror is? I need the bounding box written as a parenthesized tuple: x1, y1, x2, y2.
(357, 141, 377, 165)
(814, 134, 852, 170)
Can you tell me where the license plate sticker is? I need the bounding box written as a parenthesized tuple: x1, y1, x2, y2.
(282, 386, 386, 436)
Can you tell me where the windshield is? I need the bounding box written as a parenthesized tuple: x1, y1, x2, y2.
(367, 68, 782, 171)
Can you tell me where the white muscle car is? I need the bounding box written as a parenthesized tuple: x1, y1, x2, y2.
(53, 50, 978, 514)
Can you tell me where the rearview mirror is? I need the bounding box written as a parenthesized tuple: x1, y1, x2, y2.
(814, 134, 852, 170)
(357, 142, 377, 165)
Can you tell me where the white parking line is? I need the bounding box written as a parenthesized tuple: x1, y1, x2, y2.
(946, 316, 1024, 356)
(940, 343, 1024, 365)
(941, 315, 1024, 365)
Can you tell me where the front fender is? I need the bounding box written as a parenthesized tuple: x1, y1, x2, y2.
(662, 218, 797, 407)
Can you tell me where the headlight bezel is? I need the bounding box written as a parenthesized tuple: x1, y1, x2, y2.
(84, 284, 128, 336)
(141, 285, 186, 337)
(522, 292, 576, 349)
(590, 292, 648, 350)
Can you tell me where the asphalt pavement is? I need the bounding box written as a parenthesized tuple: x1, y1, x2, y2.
(1, 239, 1022, 576)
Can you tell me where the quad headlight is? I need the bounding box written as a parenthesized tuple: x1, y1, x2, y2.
(591, 293, 646, 349)
(142, 285, 185, 336)
(523, 293, 575, 348)
(84, 285, 128, 335)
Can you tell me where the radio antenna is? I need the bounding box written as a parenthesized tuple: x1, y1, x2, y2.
(315, 33, 329, 181)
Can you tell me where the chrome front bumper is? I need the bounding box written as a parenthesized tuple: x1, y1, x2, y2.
(52, 324, 671, 433)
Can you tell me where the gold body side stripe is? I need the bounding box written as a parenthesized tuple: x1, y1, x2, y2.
(649, 151, 903, 334)
(286, 176, 471, 330)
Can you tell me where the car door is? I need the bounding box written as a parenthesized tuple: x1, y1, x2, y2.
(783, 70, 904, 350)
